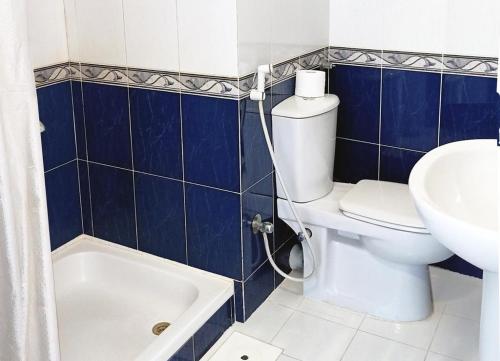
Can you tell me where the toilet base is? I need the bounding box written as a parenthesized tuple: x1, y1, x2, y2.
(303, 226, 434, 321)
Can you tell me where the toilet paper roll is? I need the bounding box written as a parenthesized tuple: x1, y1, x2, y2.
(295, 70, 325, 98)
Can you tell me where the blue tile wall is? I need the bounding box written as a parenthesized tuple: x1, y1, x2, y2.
(381, 69, 440, 152)
(440, 75, 500, 144)
(44, 161, 82, 250)
(185, 183, 241, 280)
(71, 81, 87, 159)
(330, 65, 381, 143)
(242, 175, 273, 279)
(88, 162, 136, 248)
(334, 138, 379, 183)
(379, 146, 424, 184)
(82, 83, 132, 168)
(135, 173, 186, 264)
(193, 300, 232, 360)
(130, 88, 182, 179)
(182, 95, 240, 192)
(242, 261, 275, 318)
(77, 160, 93, 235)
(328, 65, 499, 278)
(38, 81, 76, 170)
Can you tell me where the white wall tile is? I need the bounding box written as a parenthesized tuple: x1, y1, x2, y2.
(381, 0, 446, 54)
(73, 0, 127, 66)
(237, 0, 272, 76)
(298, 0, 329, 54)
(329, 0, 383, 50)
(271, 0, 303, 64)
(27, 0, 69, 68)
(62, 0, 80, 61)
(177, 0, 238, 76)
(444, 0, 499, 57)
(123, 0, 179, 71)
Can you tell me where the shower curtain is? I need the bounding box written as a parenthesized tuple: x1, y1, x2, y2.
(0, 1, 60, 360)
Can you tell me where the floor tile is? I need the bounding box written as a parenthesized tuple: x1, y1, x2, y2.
(272, 312, 355, 361)
(235, 302, 294, 342)
(268, 288, 304, 309)
(208, 332, 282, 361)
(277, 355, 301, 361)
(298, 297, 365, 329)
(425, 352, 461, 361)
(342, 331, 426, 361)
(359, 308, 442, 349)
(279, 273, 304, 295)
(430, 315, 479, 361)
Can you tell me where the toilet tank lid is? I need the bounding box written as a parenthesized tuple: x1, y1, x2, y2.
(339, 180, 427, 230)
(271, 94, 340, 119)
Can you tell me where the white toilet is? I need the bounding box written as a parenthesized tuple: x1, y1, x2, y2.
(272, 94, 453, 321)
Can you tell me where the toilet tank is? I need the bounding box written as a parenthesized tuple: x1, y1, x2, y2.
(272, 94, 340, 203)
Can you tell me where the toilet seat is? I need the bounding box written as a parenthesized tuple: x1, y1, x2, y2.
(339, 180, 428, 234)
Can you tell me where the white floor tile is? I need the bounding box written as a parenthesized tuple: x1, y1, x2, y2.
(234, 301, 294, 342)
(271, 312, 355, 361)
(298, 297, 365, 329)
(431, 267, 482, 321)
(425, 352, 461, 361)
(268, 287, 304, 309)
(277, 355, 301, 361)
(359, 308, 442, 350)
(430, 315, 479, 361)
(342, 331, 426, 361)
(279, 272, 304, 295)
(207, 332, 282, 361)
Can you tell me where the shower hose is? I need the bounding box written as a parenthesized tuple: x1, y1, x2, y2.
(257, 100, 317, 282)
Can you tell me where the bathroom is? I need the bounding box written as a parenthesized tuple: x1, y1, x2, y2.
(1, 0, 499, 360)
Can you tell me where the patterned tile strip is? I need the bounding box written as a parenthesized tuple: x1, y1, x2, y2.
(33, 48, 497, 92)
(329, 46, 498, 77)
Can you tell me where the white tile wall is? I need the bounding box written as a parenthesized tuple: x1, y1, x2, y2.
(330, 0, 500, 57)
(177, 0, 238, 76)
(27, 0, 69, 68)
(72, 0, 127, 66)
(123, 0, 179, 72)
(237, 0, 272, 76)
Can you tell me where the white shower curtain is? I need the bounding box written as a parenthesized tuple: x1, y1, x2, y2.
(0, 1, 61, 360)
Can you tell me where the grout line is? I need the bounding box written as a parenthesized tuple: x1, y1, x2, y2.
(134, 170, 183, 183)
(377, 55, 383, 181)
(44, 158, 77, 174)
(242, 170, 274, 195)
(337, 137, 427, 154)
(119, 0, 139, 251)
(437, 57, 444, 147)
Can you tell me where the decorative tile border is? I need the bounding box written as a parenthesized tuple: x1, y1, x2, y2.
(35, 47, 495, 93)
(34, 62, 72, 88)
(328, 46, 498, 77)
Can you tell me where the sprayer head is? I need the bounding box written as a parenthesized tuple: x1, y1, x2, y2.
(250, 64, 274, 101)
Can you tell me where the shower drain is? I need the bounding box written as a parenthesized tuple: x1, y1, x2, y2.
(152, 322, 171, 335)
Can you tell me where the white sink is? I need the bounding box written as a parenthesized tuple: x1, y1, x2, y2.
(409, 139, 498, 361)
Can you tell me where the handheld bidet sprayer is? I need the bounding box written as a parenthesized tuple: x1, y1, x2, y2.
(250, 64, 317, 282)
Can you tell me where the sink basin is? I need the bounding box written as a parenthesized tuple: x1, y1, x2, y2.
(409, 139, 498, 361)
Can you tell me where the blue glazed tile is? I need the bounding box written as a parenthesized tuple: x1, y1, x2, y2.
(71, 81, 87, 159)
(273, 176, 296, 252)
(38, 81, 76, 170)
(185, 184, 242, 279)
(440, 75, 500, 144)
(182, 95, 239, 192)
(242, 175, 273, 280)
(435, 255, 482, 279)
(239, 97, 273, 191)
(330, 65, 381, 143)
(243, 261, 274, 320)
(379, 146, 425, 184)
(130, 88, 182, 179)
(234, 281, 244, 322)
(135, 173, 186, 264)
(169, 339, 194, 361)
(381, 69, 440, 151)
(334, 138, 378, 183)
(82, 83, 131, 168)
(88, 163, 136, 248)
(77, 160, 93, 235)
(193, 300, 232, 360)
(271, 77, 296, 108)
(45, 161, 82, 249)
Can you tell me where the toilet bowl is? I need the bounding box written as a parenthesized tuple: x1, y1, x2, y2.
(272, 94, 453, 321)
(277, 181, 453, 321)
